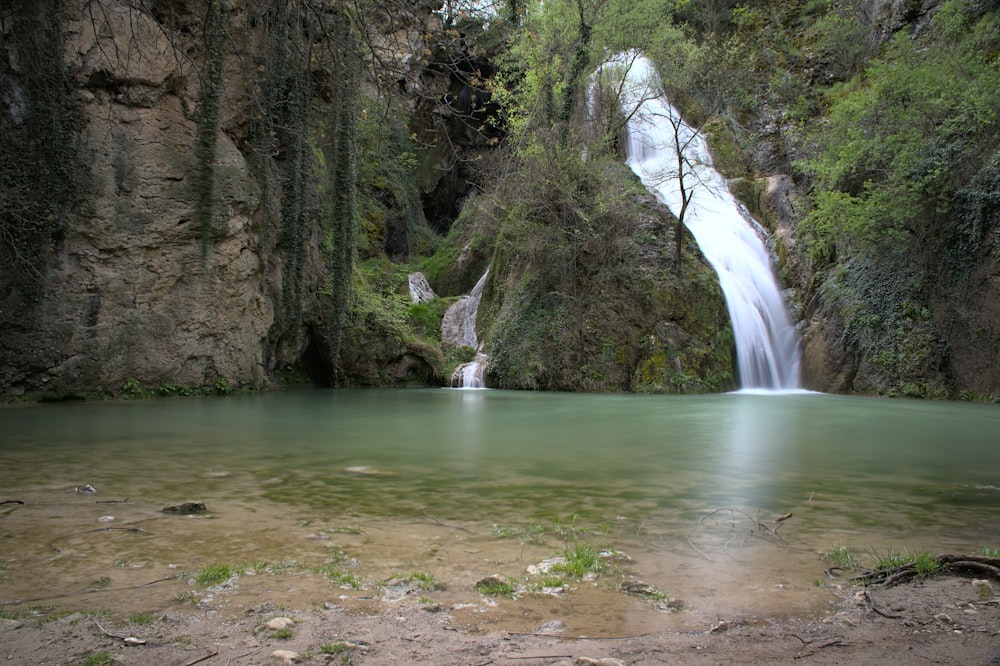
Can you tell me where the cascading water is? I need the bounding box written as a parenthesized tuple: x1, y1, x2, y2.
(595, 52, 801, 390)
(440, 268, 490, 388)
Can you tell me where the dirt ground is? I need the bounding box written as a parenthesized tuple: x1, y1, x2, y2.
(2, 574, 998, 665)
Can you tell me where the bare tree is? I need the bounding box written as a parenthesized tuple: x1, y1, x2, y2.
(591, 52, 715, 276)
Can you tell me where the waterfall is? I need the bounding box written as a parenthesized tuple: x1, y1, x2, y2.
(595, 52, 801, 390)
(441, 268, 490, 388)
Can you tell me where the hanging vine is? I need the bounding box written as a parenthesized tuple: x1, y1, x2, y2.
(193, 0, 226, 254)
(244, 0, 314, 343)
(0, 0, 83, 300)
(323, 4, 360, 383)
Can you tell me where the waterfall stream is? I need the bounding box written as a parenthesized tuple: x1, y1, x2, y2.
(596, 52, 801, 390)
(441, 268, 490, 388)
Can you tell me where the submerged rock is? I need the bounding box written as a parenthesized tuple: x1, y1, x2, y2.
(620, 579, 664, 599)
(344, 466, 394, 477)
(537, 619, 566, 634)
(161, 501, 207, 514)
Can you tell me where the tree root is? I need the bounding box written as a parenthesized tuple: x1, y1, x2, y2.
(852, 554, 1000, 587)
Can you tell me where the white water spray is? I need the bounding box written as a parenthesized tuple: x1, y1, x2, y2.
(441, 268, 490, 388)
(595, 52, 801, 390)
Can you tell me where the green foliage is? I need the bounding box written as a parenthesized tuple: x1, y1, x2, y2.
(802, 4, 1000, 256)
(349, 260, 413, 341)
(821, 258, 947, 397)
(122, 378, 152, 399)
(408, 299, 450, 342)
(355, 99, 422, 260)
(129, 613, 154, 626)
(321, 7, 361, 381)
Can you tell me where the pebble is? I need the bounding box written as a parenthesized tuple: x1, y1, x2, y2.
(537, 620, 566, 634)
(265, 617, 295, 631)
(270, 649, 299, 663)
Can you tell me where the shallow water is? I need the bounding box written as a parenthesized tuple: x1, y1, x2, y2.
(2, 389, 998, 633)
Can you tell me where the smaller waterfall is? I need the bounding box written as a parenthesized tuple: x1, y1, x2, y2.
(407, 272, 437, 304)
(441, 268, 490, 388)
(596, 52, 801, 390)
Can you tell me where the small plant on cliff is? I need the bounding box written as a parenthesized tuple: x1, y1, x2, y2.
(122, 378, 151, 399)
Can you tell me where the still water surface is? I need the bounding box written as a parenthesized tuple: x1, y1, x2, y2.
(2, 389, 999, 629)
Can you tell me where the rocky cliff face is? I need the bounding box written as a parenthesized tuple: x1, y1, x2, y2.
(0, 0, 457, 399)
(1, 1, 274, 397)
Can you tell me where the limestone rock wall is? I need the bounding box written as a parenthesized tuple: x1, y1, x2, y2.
(1, 1, 276, 397)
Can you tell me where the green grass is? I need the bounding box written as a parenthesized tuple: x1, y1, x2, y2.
(83, 652, 114, 666)
(822, 545, 861, 569)
(871, 546, 914, 572)
(492, 521, 546, 544)
(401, 572, 437, 591)
(476, 578, 516, 597)
(195, 563, 238, 585)
(129, 613, 154, 625)
(271, 628, 294, 639)
(549, 542, 603, 579)
(242, 560, 268, 574)
(88, 576, 111, 589)
(321, 642, 348, 654)
(867, 547, 942, 579)
(314, 565, 362, 589)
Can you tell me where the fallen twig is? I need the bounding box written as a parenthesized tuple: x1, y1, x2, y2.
(226, 645, 262, 665)
(699, 507, 784, 538)
(864, 588, 901, 619)
(507, 656, 573, 660)
(794, 638, 843, 659)
(184, 649, 218, 666)
(2, 575, 177, 605)
(685, 537, 713, 562)
(507, 631, 657, 641)
(96, 621, 145, 645)
(420, 510, 474, 534)
(96, 498, 129, 504)
(48, 526, 150, 552)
